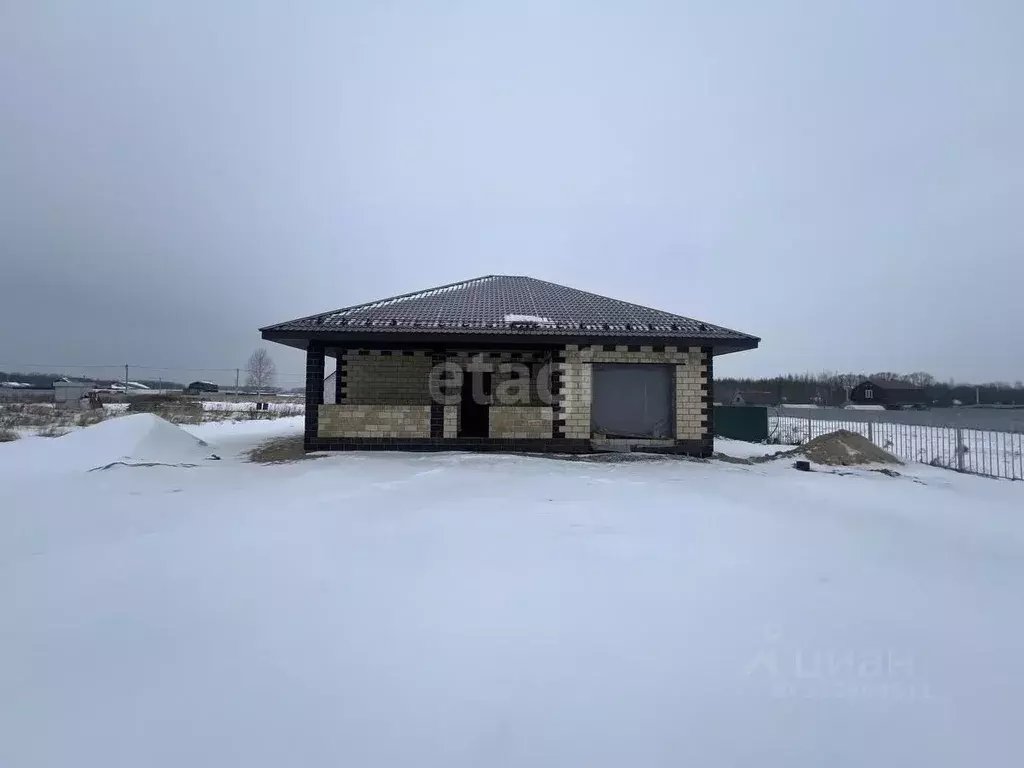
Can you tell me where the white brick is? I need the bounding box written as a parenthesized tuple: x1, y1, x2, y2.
(319, 404, 431, 438)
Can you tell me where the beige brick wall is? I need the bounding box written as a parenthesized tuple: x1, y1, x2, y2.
(443, 404, 459, 438)
(591, 437, 676, 450)
(342, 350, 432, 405)
(556, 345, 708, 440)
(675, 348, 708, 440)
(318, 404, 431, 438)
(489, 406, 554, 438)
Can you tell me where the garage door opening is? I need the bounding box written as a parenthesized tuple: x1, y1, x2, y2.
(591, 364, 675, 439)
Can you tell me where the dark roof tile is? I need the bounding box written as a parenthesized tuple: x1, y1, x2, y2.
(261, 275, 758, 343)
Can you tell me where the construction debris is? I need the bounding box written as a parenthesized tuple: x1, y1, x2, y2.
(789, 429, 901, 467)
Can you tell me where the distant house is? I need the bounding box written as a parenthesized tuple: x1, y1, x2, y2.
(53, 378, 94, 404)
(731, 390, 775, 406)
(848, 379, 928, 409)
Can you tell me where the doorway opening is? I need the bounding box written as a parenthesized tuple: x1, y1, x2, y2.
(459, 370, 491, 438)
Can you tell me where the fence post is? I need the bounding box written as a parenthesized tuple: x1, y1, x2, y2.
(868, 421, 874, 444)
(807, 416, 812, 442)
(955, 428, 965, 472)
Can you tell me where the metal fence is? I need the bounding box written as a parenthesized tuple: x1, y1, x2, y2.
(770, 413, 1024, 481)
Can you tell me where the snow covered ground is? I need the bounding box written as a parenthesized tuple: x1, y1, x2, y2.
(101, 400, 302, 415)
(201, 399, 303, 412)
(2, 418, 1024, 766)
(714, 437, 787, 459)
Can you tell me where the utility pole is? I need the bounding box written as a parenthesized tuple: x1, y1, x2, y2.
(124, 364, 129, 391)
(235, 368, 240, 396)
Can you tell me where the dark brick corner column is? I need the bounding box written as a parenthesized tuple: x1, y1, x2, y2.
(335, 349, 345, 403)
(548, 347, 563, 438)
(304, 341, 326, 450)
(701, 346, 714, 456)
(550, 346, 567, 438)
(429, 348, 446, 438)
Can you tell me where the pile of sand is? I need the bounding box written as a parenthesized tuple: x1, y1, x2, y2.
(789, 429, 901, 467)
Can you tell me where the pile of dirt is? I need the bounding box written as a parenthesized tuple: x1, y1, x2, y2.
(248, 435, 324, 464)
(790, 429, 901, 467)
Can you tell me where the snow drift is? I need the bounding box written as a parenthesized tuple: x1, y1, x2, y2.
(81, 414, 219, 469)
(1, 413, 218, 472)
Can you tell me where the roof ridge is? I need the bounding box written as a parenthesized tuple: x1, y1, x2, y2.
(330, 275, 499, 319)
(258, 275, 499, 331)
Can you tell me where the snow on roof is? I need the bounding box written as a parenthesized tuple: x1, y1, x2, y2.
(503, 314, 555, 325)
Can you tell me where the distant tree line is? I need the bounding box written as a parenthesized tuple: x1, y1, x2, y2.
(0, 371, 186, 390)
(716, 372, 1024, 407)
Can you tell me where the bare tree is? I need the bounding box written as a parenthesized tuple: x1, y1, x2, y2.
(906, 371, 936, 388)
(245, 348, 277, 395)
(837, 372, 862, 390)
(870, 371, 902, 383)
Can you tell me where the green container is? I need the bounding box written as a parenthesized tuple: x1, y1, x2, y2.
(714, 405, 769, 442)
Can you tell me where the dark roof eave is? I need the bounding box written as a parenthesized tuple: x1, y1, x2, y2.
(261, 328, 759, 354)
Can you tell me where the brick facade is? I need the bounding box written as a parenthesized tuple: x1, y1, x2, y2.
(341, 350, 433, 404)
(303, 436, 597, 453)
(443, 404, 459, 438)
(304, 343, 713, 455)
(318, 404, 431, 438)
(489, 406, 554, 438)
(303, 343, 325, 450)
(701, 346, 714, 454)
(334, 349, 344, 404)
(676, 348, 708, 441)
(554, 344, 708, 447)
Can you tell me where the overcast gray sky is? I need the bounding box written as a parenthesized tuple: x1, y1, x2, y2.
(2, 0, 1021, 387)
